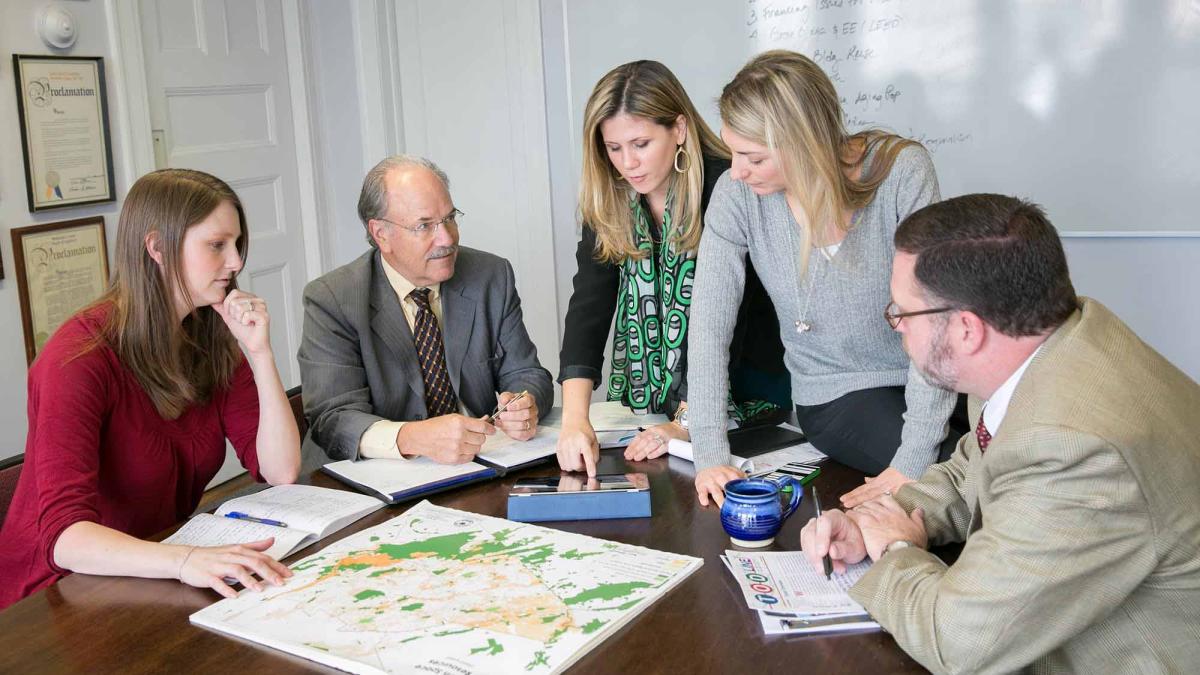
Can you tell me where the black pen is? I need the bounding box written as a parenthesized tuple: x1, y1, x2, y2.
(812, 486, 833, 580)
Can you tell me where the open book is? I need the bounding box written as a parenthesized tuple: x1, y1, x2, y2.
(163, 484, 386, 560)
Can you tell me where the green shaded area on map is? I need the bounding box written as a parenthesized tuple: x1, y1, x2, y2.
(470, 638, 505, 655)
(563, 582, 652, 606)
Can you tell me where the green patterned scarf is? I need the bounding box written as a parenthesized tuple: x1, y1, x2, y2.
(607, 192, 690, 415)
(606, 192, 777, 423)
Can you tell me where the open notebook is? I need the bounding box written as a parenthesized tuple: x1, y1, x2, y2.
(475, 426, 559, 470)
(322, 456, 499, 504)
(163, 484, 386, 560)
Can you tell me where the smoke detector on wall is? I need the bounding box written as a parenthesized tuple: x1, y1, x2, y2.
(38, 4, 78, 49)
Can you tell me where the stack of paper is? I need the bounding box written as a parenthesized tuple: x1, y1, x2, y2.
(721, 550, 880, 635)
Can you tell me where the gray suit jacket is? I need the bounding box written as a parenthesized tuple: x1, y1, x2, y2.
(849, 298, 1200, 674)
(298, 247, 553, 461)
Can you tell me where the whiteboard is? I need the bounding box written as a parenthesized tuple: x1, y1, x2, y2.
(562, 0, 1200, 234)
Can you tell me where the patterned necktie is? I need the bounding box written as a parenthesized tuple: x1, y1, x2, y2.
(975, 414, 992, 453)
(408, 288, 458, 417)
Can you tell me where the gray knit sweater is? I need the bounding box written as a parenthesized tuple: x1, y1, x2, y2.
(688, 145, 956, 478)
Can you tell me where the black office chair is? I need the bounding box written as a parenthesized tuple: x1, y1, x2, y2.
(0, 453, 23, 529)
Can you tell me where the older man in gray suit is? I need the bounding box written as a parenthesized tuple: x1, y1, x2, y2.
(802, 194, 1200, 673)
(299, 155, 553, 463)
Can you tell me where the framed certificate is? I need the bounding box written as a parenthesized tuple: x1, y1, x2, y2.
(12, 54, 116, 212)
(10, 217, 110, 364)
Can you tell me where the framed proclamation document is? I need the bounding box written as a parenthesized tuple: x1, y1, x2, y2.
(13, 54, 116, 212)
(11, 217, 110, 364)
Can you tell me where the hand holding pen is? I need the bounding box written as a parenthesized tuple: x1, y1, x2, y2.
(800, 489, 870, 577)
(811, 487, 834, 580)
(489, 390, 539, 442)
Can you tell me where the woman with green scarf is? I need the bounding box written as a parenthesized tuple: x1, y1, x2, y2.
(555, 60, 788, 476)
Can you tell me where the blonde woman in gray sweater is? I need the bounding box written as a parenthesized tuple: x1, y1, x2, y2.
(688, 50, 966, 508)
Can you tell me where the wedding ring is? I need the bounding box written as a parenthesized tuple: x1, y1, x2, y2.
(884, 490, 892, 497)
(524, 421, 530, 431)
(652, 433, 664, 445)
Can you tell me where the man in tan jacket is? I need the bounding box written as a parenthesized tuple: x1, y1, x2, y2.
(802, 193, 1200, 673)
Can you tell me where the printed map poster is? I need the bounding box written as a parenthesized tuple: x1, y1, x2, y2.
(191, 501, 703, 674)
(11, 217, 110, 364)
(13, 55, 116, 211)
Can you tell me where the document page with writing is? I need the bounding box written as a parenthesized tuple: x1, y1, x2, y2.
(163, 514, 310, 560)
(724, 550, 871, 614)
(214, 484, 384, 538)
(163, 485, 385, 561)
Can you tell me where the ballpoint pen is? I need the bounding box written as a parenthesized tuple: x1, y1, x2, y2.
(224, 512, 288, 528)
(811, 486, 833, 580)
(488, 390, 529, 420)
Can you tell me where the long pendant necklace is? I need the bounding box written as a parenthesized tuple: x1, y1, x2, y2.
(794, 244, 834, 334)
(794, 209, 856, 335)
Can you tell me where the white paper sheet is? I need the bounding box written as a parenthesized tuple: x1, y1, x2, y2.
(724, 550, 872, 614)
(745, 442, 828, 476)
(476, 426, 559, 468)
(666, 439, 754, 472)
(756, 608, 879, 635)
(587, 401, 669, 432)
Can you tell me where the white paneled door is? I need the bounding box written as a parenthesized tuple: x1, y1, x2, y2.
(138, 0, 309, 389)
(393, 0, 560, 379)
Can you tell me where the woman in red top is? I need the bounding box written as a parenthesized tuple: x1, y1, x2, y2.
(0, 169, 301, 610)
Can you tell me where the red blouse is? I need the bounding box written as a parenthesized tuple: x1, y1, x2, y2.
(0, 306, 262, 609)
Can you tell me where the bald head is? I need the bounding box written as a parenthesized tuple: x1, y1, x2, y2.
(364, 158, 460, 288)
(357, 155, 451, 247)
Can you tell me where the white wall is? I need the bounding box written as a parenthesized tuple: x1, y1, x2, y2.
(302, 0, 372, 269)
(538, 0, 1200, 389)
(1064, 237, 1200, 380)
(0, 1, 136, 460)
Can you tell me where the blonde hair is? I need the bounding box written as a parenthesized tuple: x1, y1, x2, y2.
(78, 169, 247, 419)
(579, 60, 729, 263)
(719, 49, 919, 272)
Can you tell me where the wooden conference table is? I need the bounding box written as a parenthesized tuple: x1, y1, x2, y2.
(0, 451, 938, 674)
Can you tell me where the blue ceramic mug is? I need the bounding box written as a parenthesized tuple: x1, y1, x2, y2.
(720, 477, 803, 548)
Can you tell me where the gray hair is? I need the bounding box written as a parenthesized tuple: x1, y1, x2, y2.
(357, 154, 451, 247)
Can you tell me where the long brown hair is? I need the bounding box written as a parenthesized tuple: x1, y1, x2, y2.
(579, 60, 729, 262)
(82, 169, 248, 419)
(720, 49, 920, 273)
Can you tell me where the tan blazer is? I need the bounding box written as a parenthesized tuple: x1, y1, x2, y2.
(850, 298, 1200, 674)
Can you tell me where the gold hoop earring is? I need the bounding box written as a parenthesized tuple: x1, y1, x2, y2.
(674, 145, 690, 173)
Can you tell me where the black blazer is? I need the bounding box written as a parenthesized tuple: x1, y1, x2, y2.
(558, 155, 785, 411)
